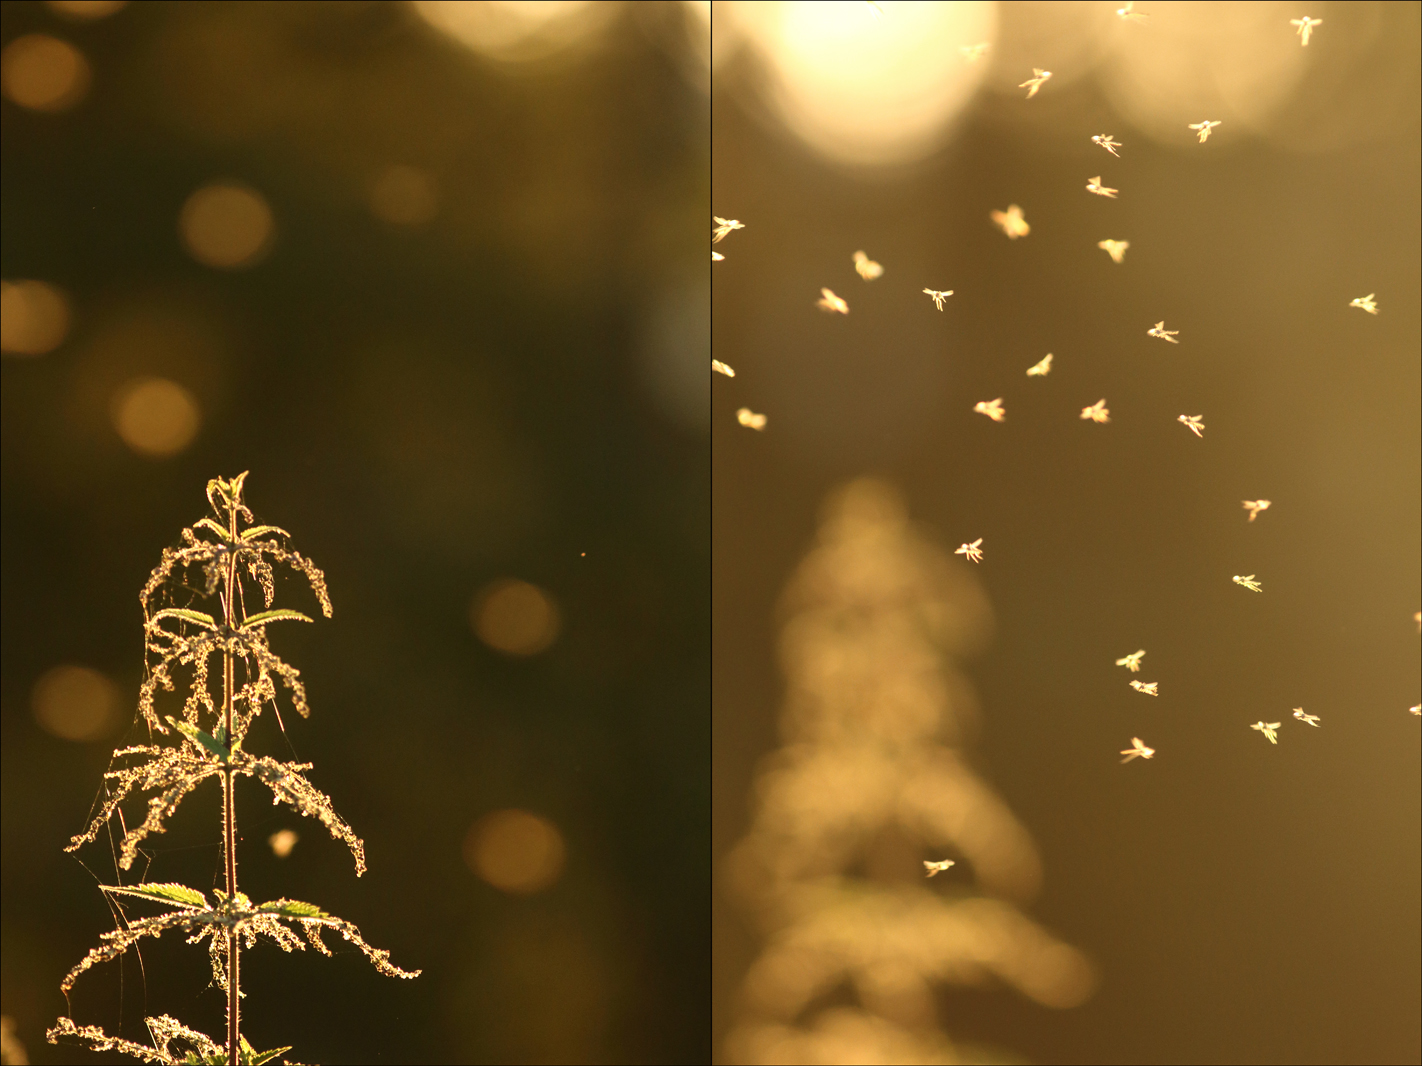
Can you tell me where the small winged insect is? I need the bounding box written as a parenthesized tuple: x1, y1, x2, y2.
(1178, 415, 1205, 437)
(1411, 705, 1420, 716)
(1242, 500, 1270, 522)
(973, 398, 1005, 422)
(1129, 680, 1158, 696)
(1251, 721, 1281, 744)
(1116, 649, 1145, 672)
(1086, 176, 1118, 199)
(1293, 708, 1321, 727)
(1026, 353, 1053, 377)
(1233, 575, 1263, 592)
(1349, 293, 1379, 314)
(1019, 68, 1052, 98)
(1188, 120, 1222, 143)
(1116, 2, 1148, 21)
(1092, 134, 1123, 157)
(955, 538, 984, 564)
(736, 407, 766, 431)
(1081, 399, 1110, 424)
(990, 205, 1030, 239)
(1120, 737, 1154, 762)
(712, 251, 724, 261)
(1290, 16, 1321, 46)
(923, 859, 956, 877)
(712, 216, 743, 243)
(1148, 321, 1179, 343)
(711, 360, 735, 378)
(853, 250, 884, 280)
(817, 288, 849, 314)
(1098, 239, 1129, 263)
(923, 288, 953, 310)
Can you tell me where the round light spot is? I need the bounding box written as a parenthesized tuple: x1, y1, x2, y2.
(33, 665, 120, 742)
(1, 279, 71, 356)
(0, 34, 90, 112)
(268, 829, 299, 858)
(464, 809, 566, 894)
(368, 165, 439, 227)
(472, 578, 561, 656)
(46, 0, 129, 18)
(111, 377, 201, 457)
(178, 183, 275, 269)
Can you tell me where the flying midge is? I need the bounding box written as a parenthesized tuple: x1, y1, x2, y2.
(1251, 721, 1281, 744)
(712, 251, 724, 261)
(1290, 16, 1321, 46)
(1116, 650, 1146, 672)
(736, 408, 766, 431)
(1293, 708, 1321, 727)
(1148, 321, 1179, 343)
(853, 250, 884, 280)
(955, 538, 984, 564)
(817, 288, 849, 314)
(1178, 415, 1205, 438)
(974, 398, 1005, 422)
(1086, 176, 1118, 198)
(1233, 575, 1263, 592)
(1092, 134, 1123, 157)
(923, 288, 954, 310)
(1026, 353, 1053, 377)
(712, 360, 735, 378)
(1242, 500, 1270, 522)
(1121, 737, 1155, 763)
(1349, 293, 1379, 314)
(1019, 69, 1052, 98)
(1081, 399, 1111, 424)
(1130, 681, 1158, 696)
(1098, 239, 1129, 263)
(990, 205, 1030, 239)
(1188, 120, 1222, 143)
(1117, 2, 1148, 21)
(924, 859, 956, 877)
(712, 216, 744, 243)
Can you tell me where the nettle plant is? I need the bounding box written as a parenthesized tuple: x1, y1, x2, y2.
(48, 473, 418, 1065)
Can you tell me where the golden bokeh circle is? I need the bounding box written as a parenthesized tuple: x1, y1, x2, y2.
(472, 578, 561, 656)
(0, 34, 90, 112)
(464, 809, 566, 894)
(33, 665, 120, 742)
(111, 377, 202, 457)
(178, 183, 276, 269)
(0, 279, 71, 356)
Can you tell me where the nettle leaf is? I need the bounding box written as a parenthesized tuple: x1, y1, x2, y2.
(257, 899, 328, 919)
(103, 882, 209, 910)
(241, 525, 290, 541)
(240, 609, 312, 630)
(193, 518, 232, 542)
(151, 608, 219, 630)
(167, 717, 230, 763)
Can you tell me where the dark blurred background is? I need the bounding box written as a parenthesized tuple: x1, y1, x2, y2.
(712, 2, 1419, 1064)
(2, 1, 708, 1063)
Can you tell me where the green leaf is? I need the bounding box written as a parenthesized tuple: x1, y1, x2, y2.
(241, 524, 290, 541)
(102, 882, 209, 909)
(240, 609, 313, 629)
(167, 716, 230, 763)
(150, 608, 219, 630)
(241, 1037, 294, 1065)
(257, 898, 328, 919)
(193, 518, 232, 542)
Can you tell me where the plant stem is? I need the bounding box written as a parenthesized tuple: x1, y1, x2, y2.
(223, 500, 240, 1066)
